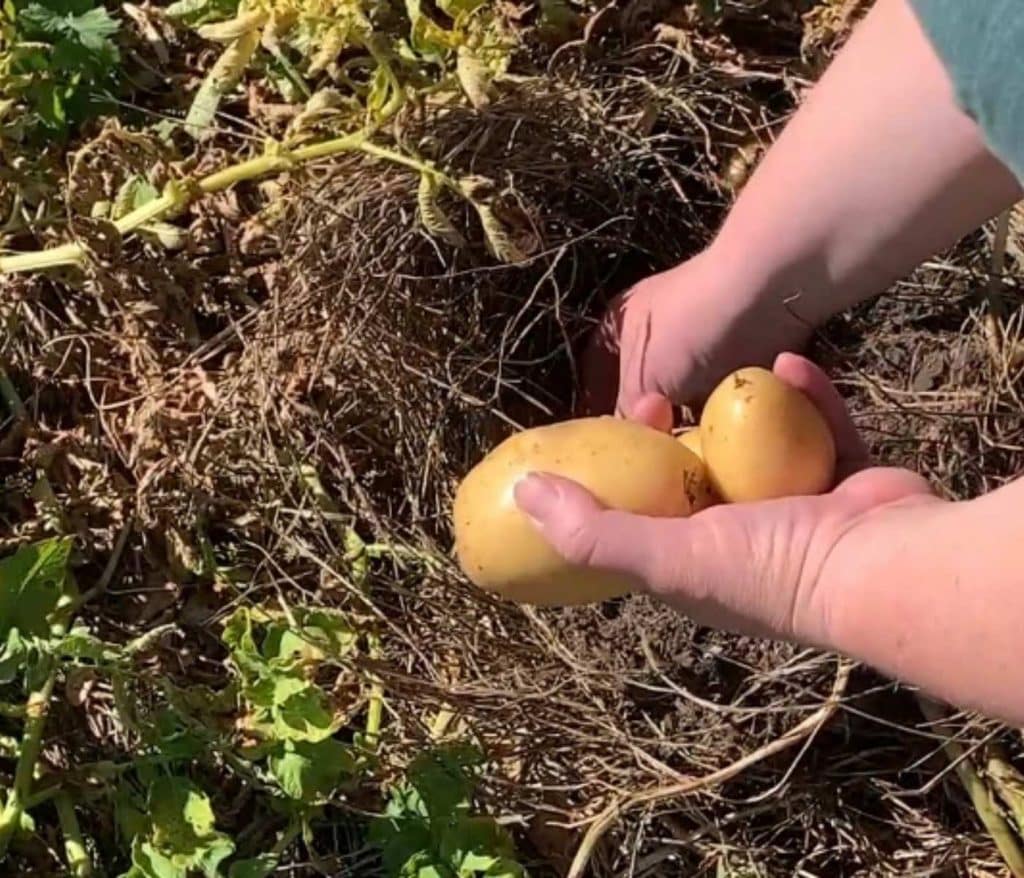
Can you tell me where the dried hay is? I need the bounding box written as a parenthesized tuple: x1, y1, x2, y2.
(2, 2, 1024, 876)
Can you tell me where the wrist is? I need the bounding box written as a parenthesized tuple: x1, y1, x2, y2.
(694, 234, 820, 350)
(706, 202, 850, 332)
(816, 494, 954, 669)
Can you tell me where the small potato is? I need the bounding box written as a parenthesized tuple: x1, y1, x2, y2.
(675, 428, 718, 511)
(700, 367, 836, 503)
(677, 427, 702, 459)
(453, 416, 707, 606)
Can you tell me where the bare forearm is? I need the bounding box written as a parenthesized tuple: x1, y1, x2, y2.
(827, 483, 1024, 726)
(711, 0, 1021, 325)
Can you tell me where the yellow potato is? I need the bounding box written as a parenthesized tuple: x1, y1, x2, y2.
(675, 428, 718, 511)
(677, 427, 702, 459)
(453, 416, 707, 606)
(699, 367, 836, 503)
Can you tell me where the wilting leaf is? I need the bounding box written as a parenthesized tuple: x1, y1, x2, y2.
(184, 24, 263, 139)
(455, 45, 491, 109)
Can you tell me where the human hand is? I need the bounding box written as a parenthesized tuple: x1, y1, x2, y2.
(517, 353, 939, 648)
(581, 0, 1022, 433)
(581, 247, 811, 432)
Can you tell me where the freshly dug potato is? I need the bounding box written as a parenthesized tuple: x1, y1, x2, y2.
(675, 428, 718, 511)
(677, 427, 703, 459)
(453, 417, 707, 606)
(700, 367, 836, 503)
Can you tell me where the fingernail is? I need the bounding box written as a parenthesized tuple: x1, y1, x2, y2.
(514, 474, 560, 520)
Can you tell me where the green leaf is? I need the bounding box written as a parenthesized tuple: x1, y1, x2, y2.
(115, 785, 151, 845)
(440, 817, 522, 877)
(125, 838, 182, 878)
(409, 862, 447, 878)
(151, 708, 207, 760)
(268, 737, 357, 801)
(259, 626, 314, 665)
(343, 528, 370, 585)
(371, 744, 525, 878)
(0, 537, 73, 639)
(113, 175, 159, 220)
(57, 626, 121, 664)
(222, 607, 258, 656)
(7, 0, 122, 142)
(18, 2, 119, 53)
(274, 680, 337, 742)
(242, 677, 338, 743)
(371, 816, 433, 877)
(223, 607, 265, 679)
(390, 846, 444, 878)
(302, 609, 358, 657)
(150, 775, 216, 840)
(404, 0, 456, 61)
(129, 776, 235, 877)
(406, 744, 482, 820)
(0, 628, 30, 683)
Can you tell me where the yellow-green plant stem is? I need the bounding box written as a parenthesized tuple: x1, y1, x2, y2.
(0, 125, 455, 276)
(0, 670, 57, 858)
(364, 631, 384, 751)
(917, 696, 1024, 877)
(296, 462, 387, 751)
(55, 791, 92, 877)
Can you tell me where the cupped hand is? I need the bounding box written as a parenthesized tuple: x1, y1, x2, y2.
(517, 353, 940, 648)
(581, 248, 812, 431)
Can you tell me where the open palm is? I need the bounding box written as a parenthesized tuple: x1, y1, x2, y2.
(517, 354, 938, 647)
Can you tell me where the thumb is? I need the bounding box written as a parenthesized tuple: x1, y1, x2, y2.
(513, 474, 663, 584)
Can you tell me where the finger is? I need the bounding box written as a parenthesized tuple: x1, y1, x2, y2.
(514, 473, 785, 637)
(625, 393, 674, 432)
(513, 473, 663, 584)
(615, 296, 677, 430)
(772, 352, 870, 475)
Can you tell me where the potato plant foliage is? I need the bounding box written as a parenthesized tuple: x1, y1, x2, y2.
(0, 539, 527, 874)
(0, 0, 552, 274)
(164, 0, 512, 135)
(0, 0, 120, 141)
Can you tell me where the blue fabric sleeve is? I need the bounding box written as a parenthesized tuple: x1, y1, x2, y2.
(909, 0, 1024, 183)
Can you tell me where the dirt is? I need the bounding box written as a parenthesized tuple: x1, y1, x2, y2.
(4, 2, 1024, 876)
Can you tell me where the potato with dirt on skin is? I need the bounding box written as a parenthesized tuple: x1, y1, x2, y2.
(675, 427, 718, 511)
(699, 366, 836, 503)
(453, 416, 708, 606)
